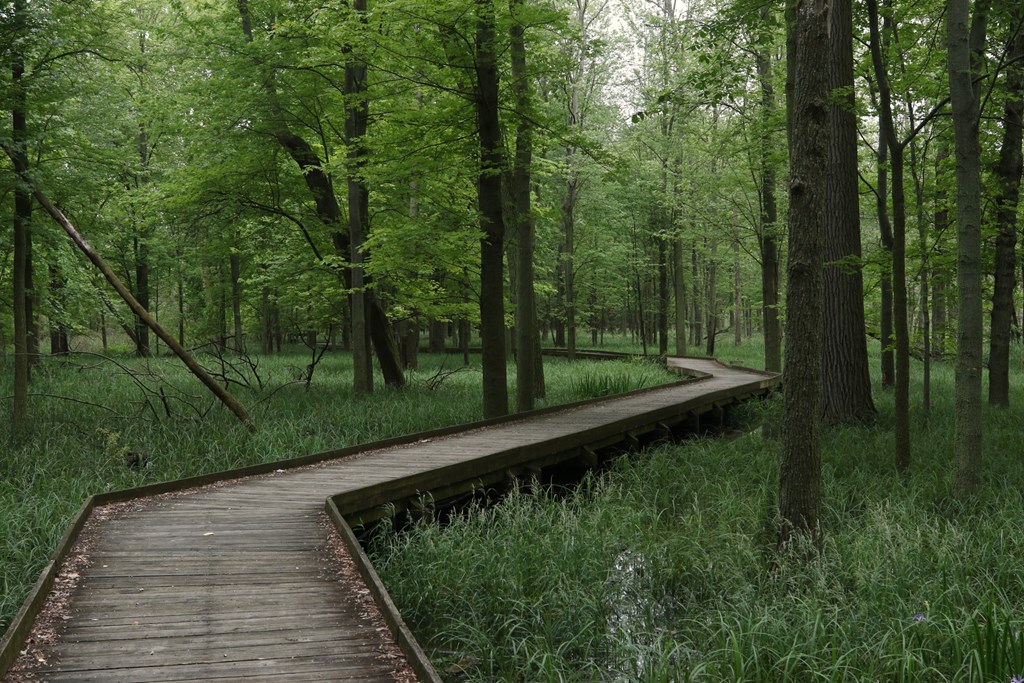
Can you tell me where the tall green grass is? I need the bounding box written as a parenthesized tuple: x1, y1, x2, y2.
(371, 341, 1024, 682)
(0, 345, 672, 635)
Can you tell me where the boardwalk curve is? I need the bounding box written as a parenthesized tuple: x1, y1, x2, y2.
(0, 356, 777, 682)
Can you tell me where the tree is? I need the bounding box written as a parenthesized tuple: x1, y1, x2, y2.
(779, 0, 828, 545)
(509, 0, 544, 411)
(948, 0, 990, 496)
(475, 0, 509, 418)
(988, 25, 1023, 407)
(821, 0, 875, 425)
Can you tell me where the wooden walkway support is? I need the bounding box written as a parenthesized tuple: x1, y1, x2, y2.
(0, 357, 776, 682)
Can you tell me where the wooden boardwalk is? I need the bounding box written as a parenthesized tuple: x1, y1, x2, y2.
(0, 357, 776, 682)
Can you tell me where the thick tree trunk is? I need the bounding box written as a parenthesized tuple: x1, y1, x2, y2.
(988, 30, 1023, 407)
(822, 0, 875, 425)
(476, 0, 509, 418)
(755, 38, 782, 373)
(948, 0, 989, 496)
(779, 0, 828, 547)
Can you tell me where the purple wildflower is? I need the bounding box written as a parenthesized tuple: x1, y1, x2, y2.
(913, 613, 926, 623)
(1010, 676, 1023, 683)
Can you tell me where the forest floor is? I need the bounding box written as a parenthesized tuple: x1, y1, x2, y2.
(370, 340, 1024, 682)
(5, 336, 1024, 683)
(0, 338, 670, 636)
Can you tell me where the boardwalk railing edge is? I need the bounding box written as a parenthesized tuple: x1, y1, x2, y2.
(0, 351, 739, 679)
(0, 497, 97, 677)
(325, 499, 444, 683)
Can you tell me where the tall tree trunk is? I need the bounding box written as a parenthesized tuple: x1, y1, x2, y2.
(563, 182, 577, 360)
(988, 29, 1023, 407)
(11, 4, 30, 435)
(779, 0, 828, 546)
(867, 0, 911, 471)
(932, 145, 951, 357)
(910, 140, 931, 413)
(691, 245, 703, 348)
(346, 0, 372, 395)
(673, 239, 687, 356)
(875, 119, 896, 388)
(733, 230, 742, 346)
(476, 0, 509, 418)
(510, 0, 542, 410)
(948, 0, 989, 496)
(755, 35, 782, 373)
(705, 240, 717, 357)
(823, 0, 875, 425)
(659, 236, 670, 355)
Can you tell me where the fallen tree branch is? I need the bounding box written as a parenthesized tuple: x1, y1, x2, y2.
(1, 145, 256, 431)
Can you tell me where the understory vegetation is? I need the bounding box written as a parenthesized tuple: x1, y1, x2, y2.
(0, 343, 670, 633)
(371, 345, 1024, 682)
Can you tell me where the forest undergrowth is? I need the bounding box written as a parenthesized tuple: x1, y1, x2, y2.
(0, 340, 669, 635)
(370, 342, 1024, 683)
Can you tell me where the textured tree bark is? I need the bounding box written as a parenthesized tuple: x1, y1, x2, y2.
(779, 0, 827, 547)
(510, 0, 542, 411)
(476, 0, 509, 418)
(988, 30, 1023, 407)
(822, 0, 875, 425)
(948, 0, 989, 497)
(755, 38, 782, 373)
